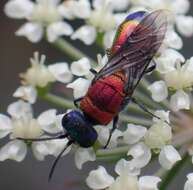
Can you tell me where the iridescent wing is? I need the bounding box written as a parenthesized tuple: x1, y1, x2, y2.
(93, 10, 167, 93)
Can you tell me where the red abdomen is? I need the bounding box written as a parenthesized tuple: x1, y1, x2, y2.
(80, 72, 126, 125)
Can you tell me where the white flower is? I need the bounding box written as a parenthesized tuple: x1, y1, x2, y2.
(152, 110, 170, 124)
(123, 124, 147, 145)
(48, 62, 73, 83)
(155, 49, 185, 74)
(144, 122, 172, 150)
(115, 159, 141, 176)
(148, 81, 168, 102)
(86, 166, 114, 190)
(176, 16, 193, 37)
(71, 25, 96, 45)
(13, 85, 37, 104)
(4, 0, 73, 42)
(87, 162, 160, 190)
(108, 174, 138, 190)
(71, 58, 91, 76)
(170, 90, 190, 111)
(184, 173, 193, 190)
(67, 78, 90, 99)
(20, 52, 55, 87)
(74, 147, 96, 169)
(71, 0, 120, 46)
(158, 145, 181, 170)
(0, 100, 66, 161)
(138, 176, 161, 190)
(164, 28, 183, 50)
(127, 142, 151, 168)
(95, 125, 122, 148)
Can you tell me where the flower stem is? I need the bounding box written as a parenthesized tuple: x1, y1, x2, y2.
(53, 38, 97, 66)
(159, 153, 189, 190)
(96, 145, 129, 158)
(39, 93, 74, 109)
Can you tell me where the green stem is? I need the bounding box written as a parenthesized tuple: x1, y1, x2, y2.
(159, 153, 189, 190)
(96, 145, 129, 158)
(53, 38, 97, 66)
(39, 93, 74, 109)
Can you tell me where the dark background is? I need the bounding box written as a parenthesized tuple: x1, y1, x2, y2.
(0, 0, 193, 189)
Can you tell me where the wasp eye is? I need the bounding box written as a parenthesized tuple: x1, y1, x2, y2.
(62, 115, 69, 126)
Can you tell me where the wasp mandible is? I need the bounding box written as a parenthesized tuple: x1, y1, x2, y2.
(18, 10, 167, 180)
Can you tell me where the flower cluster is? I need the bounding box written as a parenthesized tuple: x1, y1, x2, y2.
(2, 0, 193, 189)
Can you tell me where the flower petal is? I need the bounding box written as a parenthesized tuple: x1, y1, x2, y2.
(7, 100, 32, 119)
(138, 176, 161, 190)
(103, 30, 116, 49)
(115, 159, 141, 176)
(75, 147, 96, 169)
(48, 62, 73, 83)
(13, 85, 37, 104)
(176, 15, 193, 37)
(47, 21, 73, 43)
(164, 29, 183, 50)
(0, 114, 12, 138)
(123, 124, 147, 145)
(86, 166, 114, 190)
(16, 22, 43, 43)
(67, 78, 90, 99)
(0, 140, 27, 162)
(127, 142, 151, 168)
(4, 0, 34, 19)
(184, 173, 193, 190)
(71, 25, 96, 45)
(148, 81, 168, 102)
(37, 109, 62, 134)
(71, 57, 91, 76)
(170, 90, 190, 111)
(159, 145, 181, 170)
(153, 110, 170, 124)
(95, 125, 122, 148)
(156, 49, 185, 74)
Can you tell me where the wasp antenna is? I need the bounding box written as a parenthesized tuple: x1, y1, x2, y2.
(16, 133, 68, 142)
(48, 140, 74, 182)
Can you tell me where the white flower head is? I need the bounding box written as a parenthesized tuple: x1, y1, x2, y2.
(5, 0, 73, 42)
(148, 81, 168, 102)
(153, 110, 170, 124)
(13, 85, 37, 104)
(127, 142, 151, 168)
(144, 122, 172, 150)
(123, 124, 147, 145)
(184, 173, 193, 190)
(0, 101, 65, 161)
(71, 57, 91, 76)
(67, 78, 90, 99)
(86, 166, 114, 190)
(75, 147, 96, 169)
(158, 145, 181, 170)
(21, 52, 55, 87)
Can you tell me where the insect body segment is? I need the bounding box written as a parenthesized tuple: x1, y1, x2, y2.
(80, 71, 127, 125)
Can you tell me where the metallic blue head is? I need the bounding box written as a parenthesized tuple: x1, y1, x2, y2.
(62, 110, 98, 148)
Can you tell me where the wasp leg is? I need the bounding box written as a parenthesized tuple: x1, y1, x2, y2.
(74, 97, 84, 108)
(131, 97, 169, 124)
(90, 68, 98, 75)
(145, 60, 156, 74)
(103, 115, 119, 149)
